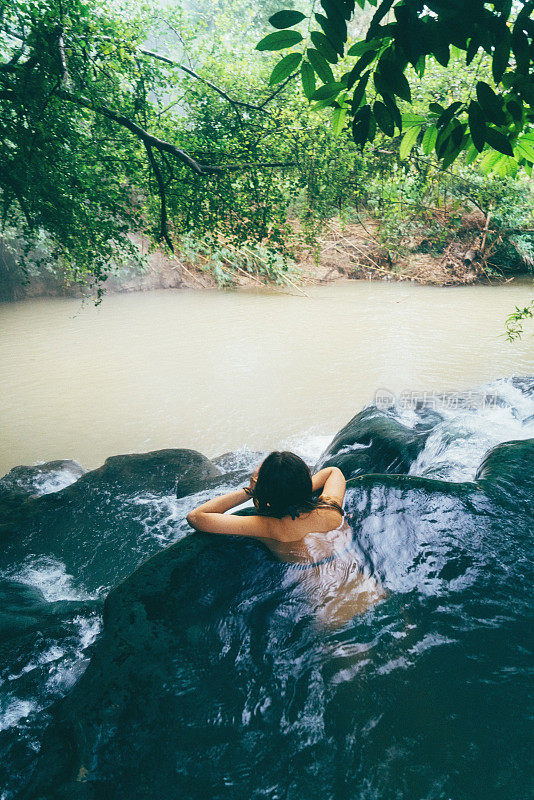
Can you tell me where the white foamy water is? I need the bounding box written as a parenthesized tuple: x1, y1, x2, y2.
(0, 698, 37, 732)
(0, 559, 103, 733)
(409, 379, 534, 481)
(29, 463, 85, 495)
(7, 556, 96, 602)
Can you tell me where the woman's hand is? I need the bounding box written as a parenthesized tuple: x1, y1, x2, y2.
(244, 466, 259, 496)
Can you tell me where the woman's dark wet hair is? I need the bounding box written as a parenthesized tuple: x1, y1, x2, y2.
(253, 451, 342, 520)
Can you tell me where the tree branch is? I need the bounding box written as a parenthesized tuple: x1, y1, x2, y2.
(144, 142, 174, 251)
(56, 26, 69, 86)
(138, 48, 298, 113)
(56, 88, 208, 173)
(55, 89, 296, 174)
(1, 86, 297, 176)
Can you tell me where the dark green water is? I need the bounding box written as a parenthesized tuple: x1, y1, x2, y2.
(0, 377, 533, 800)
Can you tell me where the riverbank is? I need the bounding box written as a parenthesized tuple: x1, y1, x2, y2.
(2, 213, 532, 301)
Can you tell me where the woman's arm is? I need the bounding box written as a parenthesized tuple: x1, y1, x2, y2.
(186, 483, 272, 539)
(312, 466, 346, 505)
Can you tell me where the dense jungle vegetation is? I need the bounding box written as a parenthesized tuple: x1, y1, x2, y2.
(1, 0, 534, 299)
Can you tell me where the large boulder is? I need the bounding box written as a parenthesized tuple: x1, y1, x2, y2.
(74, 449, 220, 498)
(317, 405, 441, 478)
(0, 449, 223, 592)
(21, 439, 534, 800)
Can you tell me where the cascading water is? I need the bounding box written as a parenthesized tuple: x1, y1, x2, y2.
(0, 377, 532, 800)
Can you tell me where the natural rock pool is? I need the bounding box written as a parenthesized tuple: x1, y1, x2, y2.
(0, 282, 533, 799)
(0, 375, 533, 799)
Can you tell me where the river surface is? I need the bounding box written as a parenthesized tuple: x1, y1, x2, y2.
(0, 279, 533, 475)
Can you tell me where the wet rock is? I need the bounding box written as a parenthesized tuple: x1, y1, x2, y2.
(21, 533, 288, 800)
(0, 461, 86, 498)
(317, 406, 440, 478)
(0, 449, 222, 591)
(20, 436, 534, 800)
(75, 449, 220, 498)
(475, 438, 534, 508)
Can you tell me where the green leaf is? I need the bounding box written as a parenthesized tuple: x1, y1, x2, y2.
(422, 125, 438, 155)
(350, 73, 369, 112)
(401, 113, 426, 127)
(506, 99, 523, 122)
(429, 102, 445, 116)
(468, 101, 487, 152)
(484, 127, 514, 156)
(300, 60, 316, 99)
(347, 38, 380, 57)
(352, 104, 371, 146)
(268, 10, 306, 29)
(315, 13, 345, 56)
(476, 82, 506, 125)
(464, 142, 479, 165)
(383, 93, 402, 132)
(480, 149, 504, 174)
(514, 136, 534, 163)
(310, 32, 338, 63)
(256, 30, 303, 51)
(332, 107, 347, 135)
(494, 155, 518, 178)
(373, 101, 394, 136)
(399, 124, 421, 160)
(377, 66, 412, 103)
(492, 35, 511, 84)
(317, 3, 347, 45)
(269, 52, 302, 85)
(307, 49, 335, 84)
(436, 101, 463, 129)
(466, 36, 479, 66)
(310, 81, 344, 102)
(441, 141, 463, 170)
(512, 25, 529, 72)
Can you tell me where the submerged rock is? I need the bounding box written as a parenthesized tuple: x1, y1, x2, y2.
(21, 438, 534, 800)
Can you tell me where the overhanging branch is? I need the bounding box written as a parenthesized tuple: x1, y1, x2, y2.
(144, 141, 174, 251)
(138, 48, 298, 113)
(55, 89, 295, 174)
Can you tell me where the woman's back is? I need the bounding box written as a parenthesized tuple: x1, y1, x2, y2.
(261, 508, 352, 564)
(186, 454, 383, 626)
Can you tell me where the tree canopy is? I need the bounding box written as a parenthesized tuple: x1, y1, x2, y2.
(1, 0, 533, 294)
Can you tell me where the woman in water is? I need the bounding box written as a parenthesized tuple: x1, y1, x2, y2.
(186, 451, 381, 626)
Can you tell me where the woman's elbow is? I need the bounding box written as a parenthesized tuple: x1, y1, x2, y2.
(186, 510, 200, 529)
(331, 466, 345, 481)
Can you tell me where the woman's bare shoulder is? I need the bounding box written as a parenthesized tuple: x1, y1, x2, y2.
(271, 507, 343, 543)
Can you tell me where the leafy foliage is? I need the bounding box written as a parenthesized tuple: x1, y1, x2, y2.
(0, 0, 300, 294)
(258, 1, 534, 172)
(504, 301, 534, 341)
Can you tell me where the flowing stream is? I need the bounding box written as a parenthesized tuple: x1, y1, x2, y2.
(0, 279, 533, 475)
(0, 279, 533, 800)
